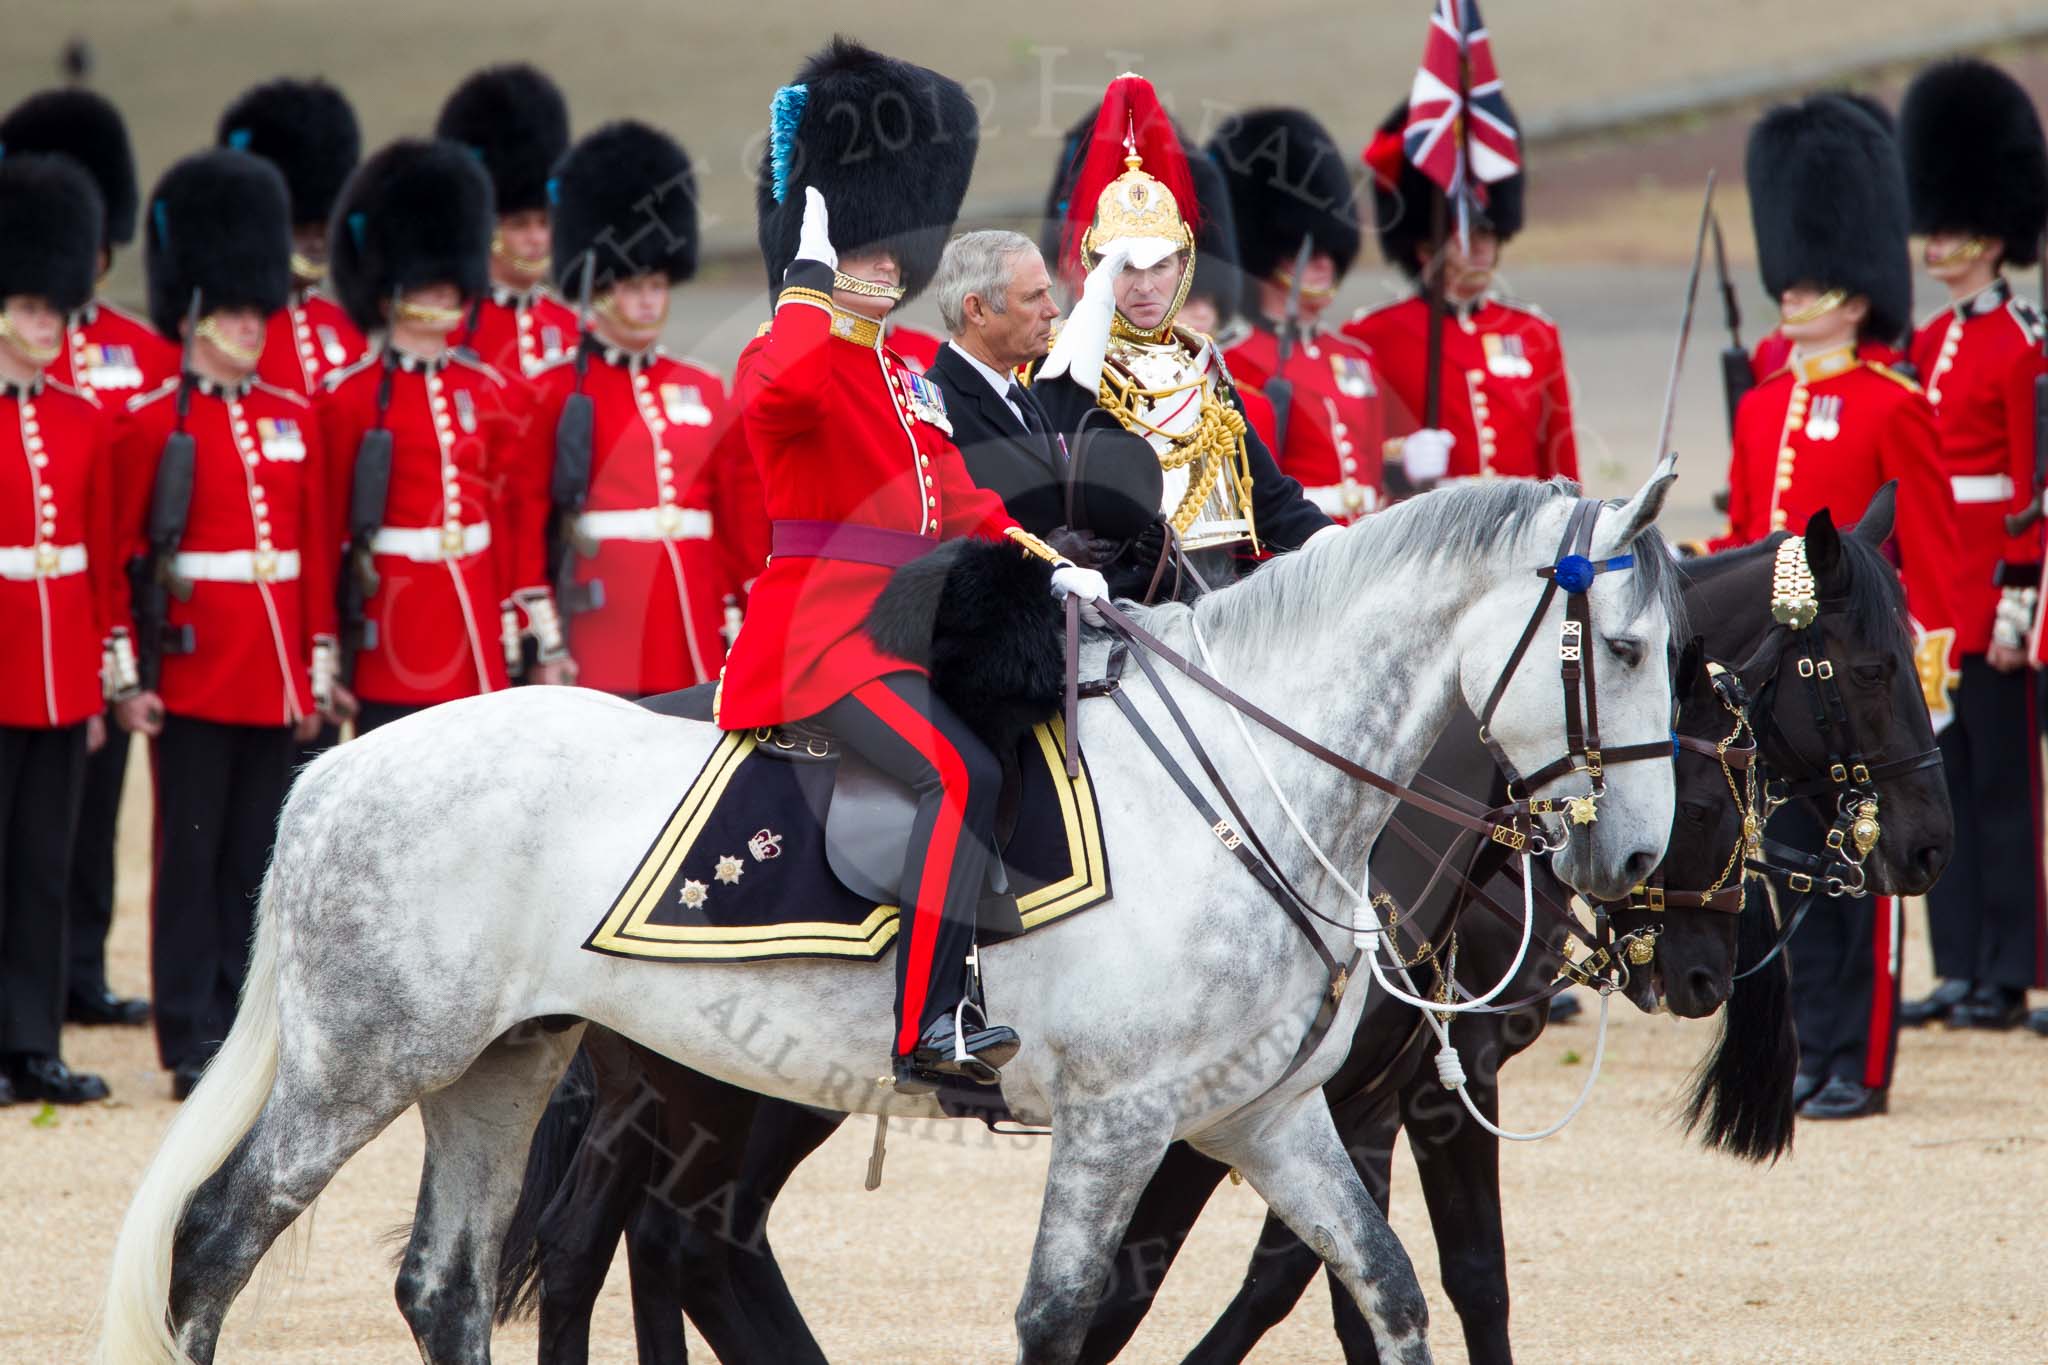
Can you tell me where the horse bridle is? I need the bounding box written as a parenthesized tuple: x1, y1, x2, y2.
(1741, 536, 1943, 899)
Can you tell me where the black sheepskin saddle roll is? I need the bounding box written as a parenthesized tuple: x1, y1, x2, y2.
(586, 540, 1106, 965)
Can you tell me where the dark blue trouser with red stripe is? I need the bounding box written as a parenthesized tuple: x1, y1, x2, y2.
(821, 672, 1002, 1057)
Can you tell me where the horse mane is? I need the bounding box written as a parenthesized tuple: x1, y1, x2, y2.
(1143, 476, 1685, 653)
(1680, 531, 1910, 652)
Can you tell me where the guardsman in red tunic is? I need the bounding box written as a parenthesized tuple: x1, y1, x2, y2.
(1895, 61, 2048, 1030)
(0, 155, 118, 1104)
(1347, 101, 1576, 487)
(727, 41, 1104, 1091)
(111, 152, 340, 1099)
(218, 78, 369, 400)
(1209, 107, 1388, 522)
(529, 121, 768, 697)
(0, 87, 167, 1029)
(436, 64, 579, 382)
(1713, 96, 1963, 1122)
(319, 139, 557, 734)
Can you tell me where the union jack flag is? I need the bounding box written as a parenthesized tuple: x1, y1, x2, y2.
(1402, 0, 1520, 245)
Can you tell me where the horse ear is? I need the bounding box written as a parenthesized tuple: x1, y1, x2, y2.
(1594, 454, 1678, 557)
(1850, 481, 1898, 545)
(1805, 508, 1844, 584)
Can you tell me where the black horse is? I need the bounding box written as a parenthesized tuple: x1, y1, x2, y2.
(494, 497, 1950, 1363)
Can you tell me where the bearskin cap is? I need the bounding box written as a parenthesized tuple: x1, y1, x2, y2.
(0, 88, 137, 247)
(218, 78, 361, 228)
(1206, 107, 1362, 285)
(0, 154, 102, 315)
(1746, 95, 1912, 343)
(550, 120, 698, 294)
(144, 150, 292, 337)
(755, 36, 979, 301)
(1364, 100, 1525, 279)
(1901, 60, 2048, 267)
(1041, 109, 1242, 324)
(434, 63, 570, 215)
(328, 138, 494, 333)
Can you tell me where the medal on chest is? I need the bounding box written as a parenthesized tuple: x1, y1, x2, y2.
(80, 342, 142, 392)
(453, 388, 478, 435)
(256, 416, 307, 462)
(1330, 353, 1376, 399)
(1482, 333, 1531, 379)
(541, 324, 565, 362)
(661, 382, 713, 427)
(1804, 393, 1842, 441)
(317, 324, 348, 366)
(900, 370, 953, 435)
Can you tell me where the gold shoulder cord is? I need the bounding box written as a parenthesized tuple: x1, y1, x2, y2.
(1005, 526, 1063, 564)
(1096, 364, 1253, 539)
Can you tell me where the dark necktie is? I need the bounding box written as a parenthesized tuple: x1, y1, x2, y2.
(1008, 380, 1063, 465)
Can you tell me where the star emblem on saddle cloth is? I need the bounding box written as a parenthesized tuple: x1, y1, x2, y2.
(1566, 796, 1600, 826)
(715, 855, 745, 885)
(1912, 625, 1960, 728)
(677, 879, 710, 910)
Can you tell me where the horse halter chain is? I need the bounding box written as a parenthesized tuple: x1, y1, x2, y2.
(1475, 498, 1672, 854)
(1745, 535, 1941, 899)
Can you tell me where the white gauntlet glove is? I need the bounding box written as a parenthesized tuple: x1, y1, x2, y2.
(1400, 428, 1456, 484)
(311, 635, 338, 711)
(1993, 586, 2038, 653)
(796, 186, 837, 270)
(1038, 243, 1133, 393)
(1050, 562, 1109, 627)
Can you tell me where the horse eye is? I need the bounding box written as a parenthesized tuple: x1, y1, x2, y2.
(1852, 662, 1885, 685)
(1680, 800, 1710, 825)
(1606, 637, 1645, 667)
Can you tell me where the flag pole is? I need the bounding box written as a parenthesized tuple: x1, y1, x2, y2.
(1421, 7, 1471, 432)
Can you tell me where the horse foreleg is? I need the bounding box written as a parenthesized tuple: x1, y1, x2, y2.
(1401, 1040, 1513, 1365)
(398, 1024, 582, 1365)
(1192, 1092, 1431, 1365)
(1015, 1109, 1176, 1365)
(1073, 1141, 1230, 1365)
(1183, 1090, 1402, 1365)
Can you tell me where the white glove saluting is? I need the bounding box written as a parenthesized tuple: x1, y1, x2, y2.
(1400, 427, 1455, 484)
(1037, 242, 1133, 392)
(796, 186, 837, 270)
(1050, 562, 1109, 627)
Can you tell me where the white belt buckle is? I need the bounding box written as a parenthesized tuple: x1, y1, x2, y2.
(35, 543, 60, 575)
(253, 548, 279, 582)
(657, 504, 686, 538)
(441, 524, 467, 557)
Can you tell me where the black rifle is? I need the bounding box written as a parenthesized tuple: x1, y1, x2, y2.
(338, 353, 396, 685)
(1267, 234, 1314, 461)
(131, 290, 203, 692)
(1709, 211, 1746, 517)
(2007, 231, 2048, 535)
(548, 251, 604, 615)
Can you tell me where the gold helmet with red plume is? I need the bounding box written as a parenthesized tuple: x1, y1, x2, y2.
(1057, 74, 1199, 286)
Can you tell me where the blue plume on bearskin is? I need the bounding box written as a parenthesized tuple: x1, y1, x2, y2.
(144, 150, 292, 337)
(864, 539, 1064, 753)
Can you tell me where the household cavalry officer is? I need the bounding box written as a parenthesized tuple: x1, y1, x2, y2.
(1896, 60, 2048, 1031)
(435, 64, 578, 381)
(0, 85, 167, 1029)
(218, 77, 369, 399)
(722, 39, 1107, 1092)
(1029, 73, 1335, 604)
(319, 138, 560, 734)
(1209, 106, 1393, 522)
(528, 120, 770, 696)
(1347, 98, 1578, 486)
(1709, 95, 1962, 1123)
(0, 153, 119, 1104)
(112, 151, 340, 1100)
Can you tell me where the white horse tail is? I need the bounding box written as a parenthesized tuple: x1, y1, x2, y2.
(98, 859, 286, 1364)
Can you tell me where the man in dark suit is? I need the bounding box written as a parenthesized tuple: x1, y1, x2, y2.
(925, 230, 1065, 530)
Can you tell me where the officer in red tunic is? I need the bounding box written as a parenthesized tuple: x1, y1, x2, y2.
(1710, 96, 1962, 1121)
(218, 78, 369, 400)
(436, 65, 578, 381)
(725, 40, 1105, 1091)
(0, 155, 118, 1104)
(1209, 107, 1390, 522)
(1895, 60, 2048, 1030)
(319, 138, 558, 734)
(111, 151, 340, 1099)
(528, 120, 769, 696)
(0, 86, 167, 1028)
(1348, 101, 1576, 486)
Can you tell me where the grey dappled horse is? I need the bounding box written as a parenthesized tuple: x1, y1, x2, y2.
(99, 472, 1681, 1365)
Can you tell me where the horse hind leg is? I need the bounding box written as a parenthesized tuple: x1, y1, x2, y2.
(1191, 1092, 1432, 1365)
(397, 1022, 584, 1365)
